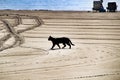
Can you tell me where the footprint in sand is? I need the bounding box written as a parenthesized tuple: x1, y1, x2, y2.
(107, 52, 110, 53)
(101, 50, 105, 52)
(100, 56, 103, 59)
(96, 49, 99, 52)
(36, 62, 39, 64)
(95, 58, 98, 60)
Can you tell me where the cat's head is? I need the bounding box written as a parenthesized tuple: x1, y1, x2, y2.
(48, 36, 52, 41)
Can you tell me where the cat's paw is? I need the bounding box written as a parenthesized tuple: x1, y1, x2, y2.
(50, 48, 54, 50)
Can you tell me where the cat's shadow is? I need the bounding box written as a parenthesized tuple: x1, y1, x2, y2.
(50, 48, 69, 50)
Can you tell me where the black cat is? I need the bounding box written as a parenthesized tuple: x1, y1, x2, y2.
(48, 36, 75, 50)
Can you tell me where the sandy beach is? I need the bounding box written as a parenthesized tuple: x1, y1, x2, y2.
(0, 11, 120, 80)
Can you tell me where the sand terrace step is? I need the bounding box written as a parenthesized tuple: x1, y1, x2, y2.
(43, 19, 120, 26)
(24, 31, 120, 35)
(41, 25, 120, 28)
(31, 27, 120, 31)
(44, 19, 120, 23)
(25, 37, 120, 44)
(14, 24, 35, 31)
(23, 34, 120, 39)
(22, 19, 37, 25)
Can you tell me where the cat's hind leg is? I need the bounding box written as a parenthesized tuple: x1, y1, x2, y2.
(62, 43, 66, 49)
(67, 43, 71, 49)
(57, 44, 61, 49)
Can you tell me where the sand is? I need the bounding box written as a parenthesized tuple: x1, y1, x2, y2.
(0, 11, 120, 80)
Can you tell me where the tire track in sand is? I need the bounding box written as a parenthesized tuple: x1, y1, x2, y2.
(0, 15, 43, 52)
(0, 20, 24, 51)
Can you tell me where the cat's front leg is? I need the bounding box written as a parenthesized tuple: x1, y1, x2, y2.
(51, 44, 55, 50)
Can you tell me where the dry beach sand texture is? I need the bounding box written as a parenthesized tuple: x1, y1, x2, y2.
(0, 11, 120, 80)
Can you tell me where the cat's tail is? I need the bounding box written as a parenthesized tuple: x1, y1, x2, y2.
(69, 40, 75, 46)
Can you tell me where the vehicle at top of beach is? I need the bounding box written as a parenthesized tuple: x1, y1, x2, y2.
(107, 2, 117, 12)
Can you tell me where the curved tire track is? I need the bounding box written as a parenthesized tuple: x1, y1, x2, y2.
(0, 15, 43, 52)
(0, 20, 24, 51)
